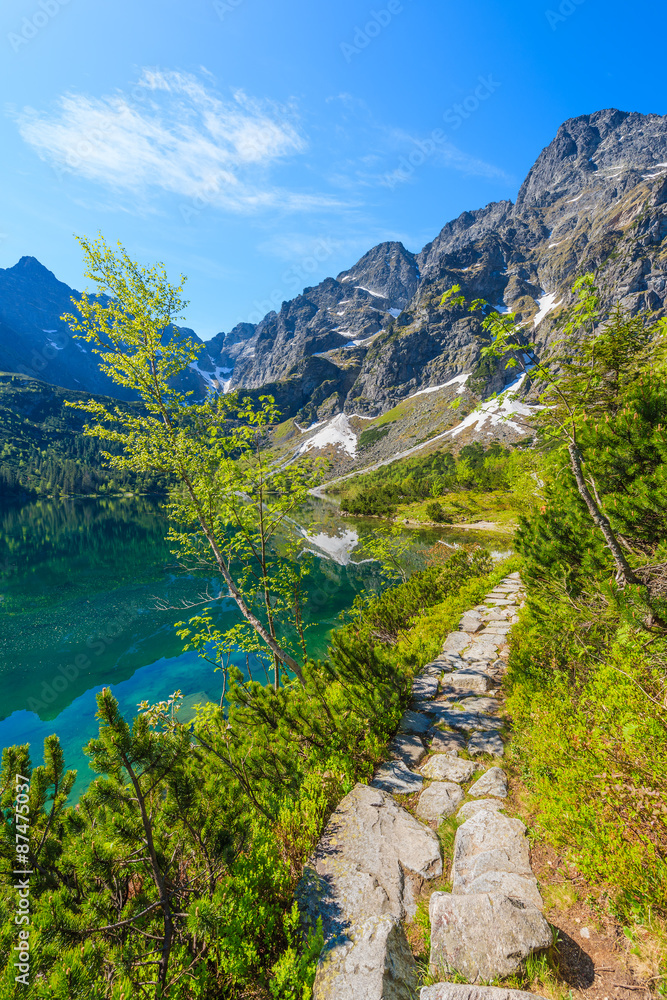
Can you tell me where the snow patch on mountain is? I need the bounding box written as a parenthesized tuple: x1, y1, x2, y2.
(299, 413, 357, 457)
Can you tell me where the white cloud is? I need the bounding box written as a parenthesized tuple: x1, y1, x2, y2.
(15, 69, 343, 214)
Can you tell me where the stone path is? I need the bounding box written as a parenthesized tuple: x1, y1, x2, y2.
(298, 573, 550, 1000)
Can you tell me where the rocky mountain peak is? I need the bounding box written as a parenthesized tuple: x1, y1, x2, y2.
(515, 108, 667, 209)
(336, 241, 419, 310)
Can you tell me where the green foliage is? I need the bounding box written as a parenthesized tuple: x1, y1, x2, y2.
(502, 286, 667, 924)
(61, 235, 324, 687)
(338, 443, 530, 517)
(0, 548, 502, 998)
(0, 376, 168, 500)
(425, 501, 449, 523)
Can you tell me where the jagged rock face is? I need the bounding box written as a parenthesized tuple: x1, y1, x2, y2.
(229, 241, 418, 390)
(2, 111, 666, 418)
(0, 256, 217, 400)
(227, 109, 667, 417)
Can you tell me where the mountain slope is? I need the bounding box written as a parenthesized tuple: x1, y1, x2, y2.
(220, 108, 667, 421)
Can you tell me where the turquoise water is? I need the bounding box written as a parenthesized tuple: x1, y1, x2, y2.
(0, 496, 510, 796)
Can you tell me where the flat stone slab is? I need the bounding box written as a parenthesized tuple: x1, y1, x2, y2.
(429, 891, 552, 982)
(412, 673, 439, 701)
(430, 708, 500, 732)
(442, 631, 472, 654)
(468, 730, 505, 757)
(372, 760, 423, 795)
(296, 784, 442, 1000)
(468, 766, 508, 798)
(459, 697, 500, 714)
(398, 710, 432, 735)
(416, 781, 465, 823)
(459, 617, 483, 633)
(443, 671, 492, 694)
(461, 644, 499, 661)
(421, 983, 548, 1000)
(388, 733, 426, 767)
(427, 728, 466, 754)
(421, 755, 477, 783)
(457, 799, 504, 821)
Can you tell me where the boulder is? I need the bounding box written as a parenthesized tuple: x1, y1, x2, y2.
(421, 755, 477, 783)
(372, 760, 423, 795)
(313, 913, 418, 1000)
(429, 891, 552, 981)
(451, 809, 540, 906)
(468, 730, 505, 757)
(468, 767, 508, 798)
(398, 710, 432, 734)
(388, 733, 426, 767)
(457, 798, 504, 821)
(297, 784, 442, 1000)
(421, 985, 546, 1000)
(416, 782, 464, 823)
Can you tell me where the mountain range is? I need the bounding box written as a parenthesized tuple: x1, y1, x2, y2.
(1, 108, 666, 438)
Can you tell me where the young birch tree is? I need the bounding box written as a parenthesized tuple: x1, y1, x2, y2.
(63, 234, 319, 689)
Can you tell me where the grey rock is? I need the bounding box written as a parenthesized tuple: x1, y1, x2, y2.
(459, 616, 483, 633)
(298, 784, 442, 1000)
(464, 871, 544, 910)
(461, 644, 499, 661)
(430, 707, 500, 732)
(372, 760, 423, 795)
(459, 697, 500, 714)
(442, 632, 472, 654)
(443, 671, 492, 694)
(452, 810, 533, 895)
(468, 767, 508, 798)
(388, 733, 426, 767)
(398, 710, 432, 734)
(421, 755, 477, 783)
(457, 799, 504, 821)
(313, 913, 418, 1000)
(427, 728, 466, 754)
(416, 782, 465, 823)
(468, 730, 505, 757)
(421, 982, 548, 1000)
(412, 673, 439, 701)
(429, 892, 552, 981)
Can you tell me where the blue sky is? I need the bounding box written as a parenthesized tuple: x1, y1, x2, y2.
(0, 0, 665, 339)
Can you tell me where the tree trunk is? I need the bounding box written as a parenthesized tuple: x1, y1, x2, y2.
(567, 443, 639, 588)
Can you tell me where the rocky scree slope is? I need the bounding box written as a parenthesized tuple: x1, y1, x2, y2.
(222, 108, 667, 426)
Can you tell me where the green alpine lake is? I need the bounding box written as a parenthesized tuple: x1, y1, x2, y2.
(0, 495, 511, 796)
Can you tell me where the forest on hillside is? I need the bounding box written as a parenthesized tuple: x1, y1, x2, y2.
(0, 376, 169, 500)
